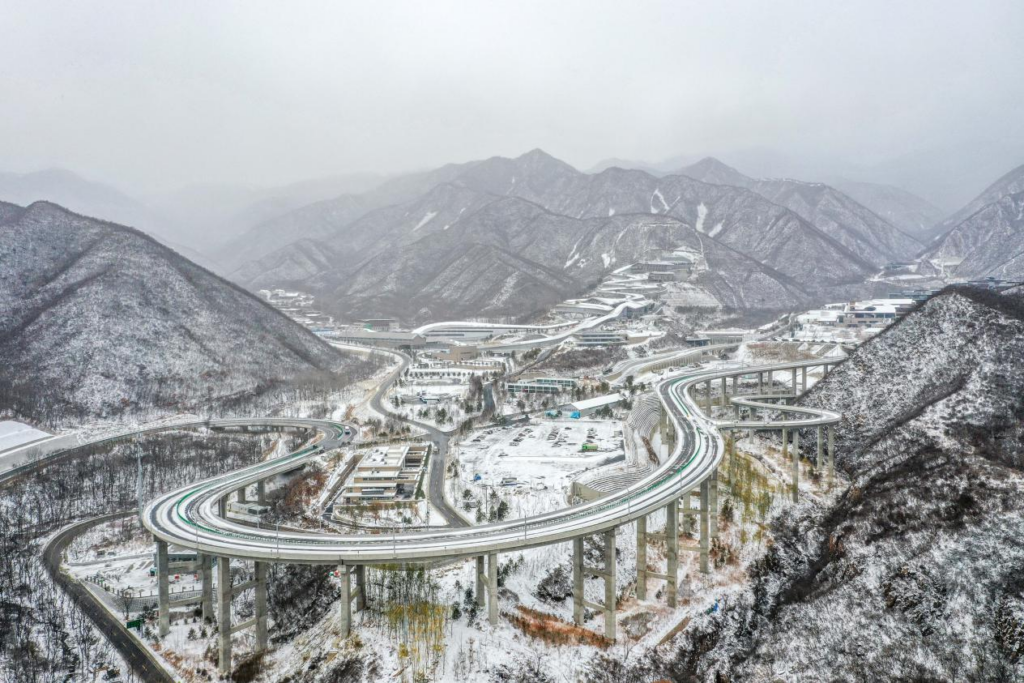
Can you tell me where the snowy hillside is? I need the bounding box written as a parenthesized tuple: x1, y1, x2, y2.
(832, 179, 946, 242)
(681, 157, 924, 265)
(0, 201, 362, 426)
(229, 150, 900, 322)
(237, 185, 818, 321)
(927, 191, 1024, 279)
(610, 288, 1024, 680)
(214, 160, 481, 271)
(932, 162, 1024, 238)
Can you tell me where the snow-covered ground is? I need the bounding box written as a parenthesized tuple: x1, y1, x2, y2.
(451, 417, 624, 519)
(0, 419, 50, 452)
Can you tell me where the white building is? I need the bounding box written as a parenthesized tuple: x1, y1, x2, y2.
(338, 444, 430, 504)
(561, 393, 626, 416)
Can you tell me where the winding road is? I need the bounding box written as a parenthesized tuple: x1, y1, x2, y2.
(140, 358, 841, 564)
(43, 512, 175, 683)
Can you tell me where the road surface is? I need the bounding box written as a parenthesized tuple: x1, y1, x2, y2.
(43, 512, 175, 683)
(140, 358, 840, 564)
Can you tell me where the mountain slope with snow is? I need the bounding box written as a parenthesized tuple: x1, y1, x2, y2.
(931, 162, 1024, 238)
(680, 157, 923, 265)
(0, 201, 359, 425)
(927, 191, 1024, 279)
(453, 152, 874, 288)
(832, 179, 946, 242)
(627, 288, 1024, 681)
(214, 160, 481, 271)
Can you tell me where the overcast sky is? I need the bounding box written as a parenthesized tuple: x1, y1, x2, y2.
(1, 0, 1022, 195)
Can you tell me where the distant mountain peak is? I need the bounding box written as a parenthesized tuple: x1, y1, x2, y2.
(677, 157, 753, 188)
(511, 148, 579, 174)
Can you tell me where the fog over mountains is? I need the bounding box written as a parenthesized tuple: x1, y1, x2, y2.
(678, 157, 924, 266)
(3, 148, 1024, 324)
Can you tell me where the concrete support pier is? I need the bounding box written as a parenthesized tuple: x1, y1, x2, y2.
(636, 516, 647, 601)
(720, 377, 728, 407)
(709, 468, 719, 539)
(475, 556, 486, 608)
(337, 564, 351, 638)
(827, 424, 835, 483)
(801, 366, 808, 393)
(355, 565, 366, 612)
(155, 538, 170, 637)
(256, 480, 266, 504)
(665, 500, 678, 607)
(816, 426, 824, 473)
(681, 488, 693, 536)
(200, 554, 213, 621)
(699, 480, 710, 573)
(572, 538, 584, 625)
(786, 428, 798, 502)
(487, 552, 499, 626)
(217, 556, 232, 673)
(255, 561, 268, 650)
(603, 529, 617, 640)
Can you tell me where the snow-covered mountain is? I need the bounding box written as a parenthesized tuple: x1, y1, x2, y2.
(213, 161, 481, 272)
(676, 156, 756, 188)
(149, 172, 387, 254)
(831, 179, 946, 242)
(225, 150, 947, 322)
(452, 151, 875, 287)
(931, 162, 1024, 239)
(680, 157, 924, 266)
(633, 288, 1024, 680)
(926, 191, 1024, 279)
(236, 183, 815, 321)
(0, 201, 359, 426)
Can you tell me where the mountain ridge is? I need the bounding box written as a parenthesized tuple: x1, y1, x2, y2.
(0, 201, 361, 426)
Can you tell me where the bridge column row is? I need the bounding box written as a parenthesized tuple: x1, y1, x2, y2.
(572, 529, 618, 639)
(337, 563, 370, 639)
(148, 551, 270, 674)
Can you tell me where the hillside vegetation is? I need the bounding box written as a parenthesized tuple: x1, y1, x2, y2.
(588, 288, 1024, 681)
(0, 201, 365, 426)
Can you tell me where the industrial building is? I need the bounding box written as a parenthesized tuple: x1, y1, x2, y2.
(506, 377, 578, 395)
(356, 318, 399, 332)
(574, 328, 629, 346)
(331, 328, 426, 350)
(630, 252, 694, 281)
(420, 344, 480, 363)
(560, 393, 626, 416)
(686, 328, 755, 346)
(338, 444, 431, 504)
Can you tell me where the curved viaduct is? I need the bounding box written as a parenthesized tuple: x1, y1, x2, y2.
(136, 352, 842, 672)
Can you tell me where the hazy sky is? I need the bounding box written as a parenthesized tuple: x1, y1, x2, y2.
(1, 0, 1022, 194)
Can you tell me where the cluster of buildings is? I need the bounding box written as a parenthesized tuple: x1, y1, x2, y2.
(629, 251, 695, 283)
(792, 298, 917, 342)
(259, 289, 335, 331)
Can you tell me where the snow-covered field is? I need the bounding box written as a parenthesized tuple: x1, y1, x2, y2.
(0, 419, 50, 451)
(451, 417, 624, 519)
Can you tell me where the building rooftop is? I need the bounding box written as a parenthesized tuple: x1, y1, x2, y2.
(566, 393, 625, 411)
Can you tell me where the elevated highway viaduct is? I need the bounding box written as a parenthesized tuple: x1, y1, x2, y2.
(138, 351, 842, 673)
